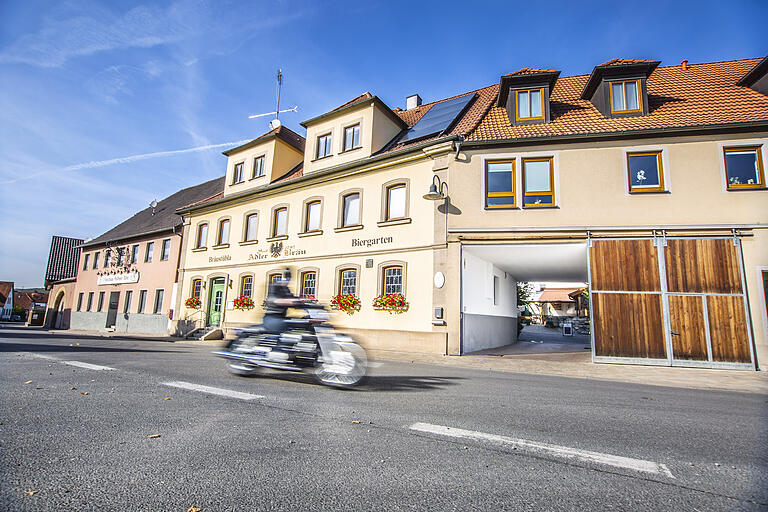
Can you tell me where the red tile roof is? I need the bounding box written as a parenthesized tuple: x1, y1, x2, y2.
(469, 58, 768, 141)
(599, 58, 658, 67)
(331, 92, 373, 113)
(504, 68, 559, 76)
(0, 281, 13, 307)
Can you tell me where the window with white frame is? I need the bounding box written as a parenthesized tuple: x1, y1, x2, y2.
(305, 200, 321, 232)
(272, 207, 288, 237)
(340, 269, 357, 295)
(383, 265, 403, 295)
(232, 162, 245, 184)
(252, 156, 265, 178)
(244, 214, 258, 241)
(217, 219, 230, 245)
(342, 193, 360, 226)
(343, 124, 360, 151)
(316, 133, 332, 159)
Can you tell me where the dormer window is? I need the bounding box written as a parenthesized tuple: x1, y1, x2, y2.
(516, 88, 544, 121)
(580, 59, 659, 118)
(316, 133, 332, 159)
(610, 80, 641, 114)
(497, 69, 560, 127)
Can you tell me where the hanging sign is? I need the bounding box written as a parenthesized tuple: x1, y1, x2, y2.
(98, 271, 139, 285)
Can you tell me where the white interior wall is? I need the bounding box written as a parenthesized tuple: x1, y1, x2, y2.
(463, 251, 518, 317)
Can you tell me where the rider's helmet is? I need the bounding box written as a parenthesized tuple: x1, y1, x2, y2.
(281, 267, 292, 284)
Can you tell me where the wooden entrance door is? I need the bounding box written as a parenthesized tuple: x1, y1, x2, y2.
(207, 278, 226, 326)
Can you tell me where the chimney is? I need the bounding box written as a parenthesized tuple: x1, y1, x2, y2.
(406, 94, 422, 110)
(681, 59, 689, 71)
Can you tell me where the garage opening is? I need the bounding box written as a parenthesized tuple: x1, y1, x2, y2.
(461, 243, 588, 354)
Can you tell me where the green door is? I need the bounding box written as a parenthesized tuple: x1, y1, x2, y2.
(207, 278, 226, 326)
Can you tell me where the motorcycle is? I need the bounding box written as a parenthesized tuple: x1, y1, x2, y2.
(212, 301, 368, 388)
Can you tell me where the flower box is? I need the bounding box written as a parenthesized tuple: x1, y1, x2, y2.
(184, 297, 202, 309)
(233, 295, 255, 311)
(372, 293, 409, 314)
(330, 294, 361, 315)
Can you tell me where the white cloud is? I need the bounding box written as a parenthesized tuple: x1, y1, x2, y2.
(0, 139, 251, 185)
(0, 2, 196, 67)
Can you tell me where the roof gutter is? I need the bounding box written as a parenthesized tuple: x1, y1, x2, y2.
(177, 134, 459, 214)
(460, 121, 768, 149)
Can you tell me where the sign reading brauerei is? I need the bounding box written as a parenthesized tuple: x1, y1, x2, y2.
(98, 271, 139, 285)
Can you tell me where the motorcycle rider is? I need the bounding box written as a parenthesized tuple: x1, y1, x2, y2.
(262, 268, 301, 337)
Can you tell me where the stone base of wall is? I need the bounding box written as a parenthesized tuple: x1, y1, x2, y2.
(70, 311, 108, 331)
(115, 314, 169, 335)
(341, 327, 446, 355)
(70, 311, 169, 335)
(219, 322, 446, 355)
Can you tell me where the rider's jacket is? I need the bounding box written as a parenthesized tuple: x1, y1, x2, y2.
(264, 281, 296, 316)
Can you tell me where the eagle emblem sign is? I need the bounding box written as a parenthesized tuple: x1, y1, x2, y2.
(270, 241, 283, 258)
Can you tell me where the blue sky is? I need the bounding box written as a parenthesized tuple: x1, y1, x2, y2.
(1, 0, 766, 287)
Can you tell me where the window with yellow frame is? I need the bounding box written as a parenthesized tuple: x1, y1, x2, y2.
(724, 146, 765, 190)
(240, 275, 253, 297)
(627, 151, 665, 192)
(300, 271, 317, 298)
(191, 279, 202, 299)
(485, 160, 516, 208)
(515, 88, 545, 121)
(522, 157, 555, 207)
(609, 80, 642, 114)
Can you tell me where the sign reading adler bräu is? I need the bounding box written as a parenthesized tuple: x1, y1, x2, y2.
(248, 241, 307, 261)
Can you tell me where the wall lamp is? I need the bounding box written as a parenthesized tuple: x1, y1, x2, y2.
(423, 175, 448, 201)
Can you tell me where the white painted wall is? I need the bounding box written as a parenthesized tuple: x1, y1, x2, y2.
(462, 251, 517, 317)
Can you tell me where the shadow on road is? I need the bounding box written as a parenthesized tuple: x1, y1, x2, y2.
(0, 341, 178, 355)
(0, 328, 176, 344)
(230, 370, 463, 392)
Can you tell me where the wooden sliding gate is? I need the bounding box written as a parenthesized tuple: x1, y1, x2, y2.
(589, 236, 755, 369)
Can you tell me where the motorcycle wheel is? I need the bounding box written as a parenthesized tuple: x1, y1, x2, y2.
(225, 338, 261, 377)
(314, 342, 367, 388)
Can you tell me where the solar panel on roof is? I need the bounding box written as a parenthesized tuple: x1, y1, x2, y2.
(400, 93, 476, 143)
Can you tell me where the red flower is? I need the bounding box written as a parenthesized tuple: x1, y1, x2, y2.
(185, 297, 202, 309)
(372, 294, 409, 314)
(330, 294, 361, 315)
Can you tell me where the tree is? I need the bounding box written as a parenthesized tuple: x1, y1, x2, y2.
(517, 282, 535, 306)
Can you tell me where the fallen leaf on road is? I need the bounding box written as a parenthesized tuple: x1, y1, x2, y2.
(35, 387, 42, 390)
(163, 397, 171, 400)
(186, 507, 201, 512)
(352, 420, 360, 424)
(24, 490, 39, 496)
(24, 381, 32, 384)
(80, 392, 88, 395)
(147, 434, 161, 439)
(91, 379, 96, 382)
(70, 387, 77, 390)
(76, 343, 80, 346)
(118, 441, 126, 445)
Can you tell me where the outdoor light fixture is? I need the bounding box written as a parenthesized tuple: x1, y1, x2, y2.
(423, 175, 448, 201)
(150, 199, 158, 216)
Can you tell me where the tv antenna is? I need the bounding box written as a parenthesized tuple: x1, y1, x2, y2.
(248, 68, 298, 130)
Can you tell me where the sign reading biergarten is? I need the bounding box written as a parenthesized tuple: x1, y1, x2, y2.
(97, 271, 139, 285)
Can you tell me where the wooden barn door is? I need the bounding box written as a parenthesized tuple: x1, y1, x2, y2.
(665, 238, 753, 366)
(589, 239, 668, 362)
(589, 236, 755, 369)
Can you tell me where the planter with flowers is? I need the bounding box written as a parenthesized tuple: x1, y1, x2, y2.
(233, 295, 255, 311)
(185, 296, 202, 309)
(330, 294, 361, 315)
(372, 293, 409, 314)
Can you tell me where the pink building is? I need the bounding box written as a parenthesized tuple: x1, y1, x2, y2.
(70, 178, 223, 335)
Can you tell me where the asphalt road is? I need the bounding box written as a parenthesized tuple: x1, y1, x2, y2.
(1, 328, 767, 511)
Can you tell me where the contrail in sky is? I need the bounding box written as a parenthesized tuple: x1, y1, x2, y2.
(1, 139, 252, 185)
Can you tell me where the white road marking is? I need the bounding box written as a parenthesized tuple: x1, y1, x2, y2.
(409, 422, 674, 478)
(61, 361, 116, 371)
(24, 353, 115, 371)
(162, 381, 263, 400)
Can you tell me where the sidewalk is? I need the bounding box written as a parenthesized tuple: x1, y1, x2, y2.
(6, 325, 766, 394)
(366, 349, 768, 394)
